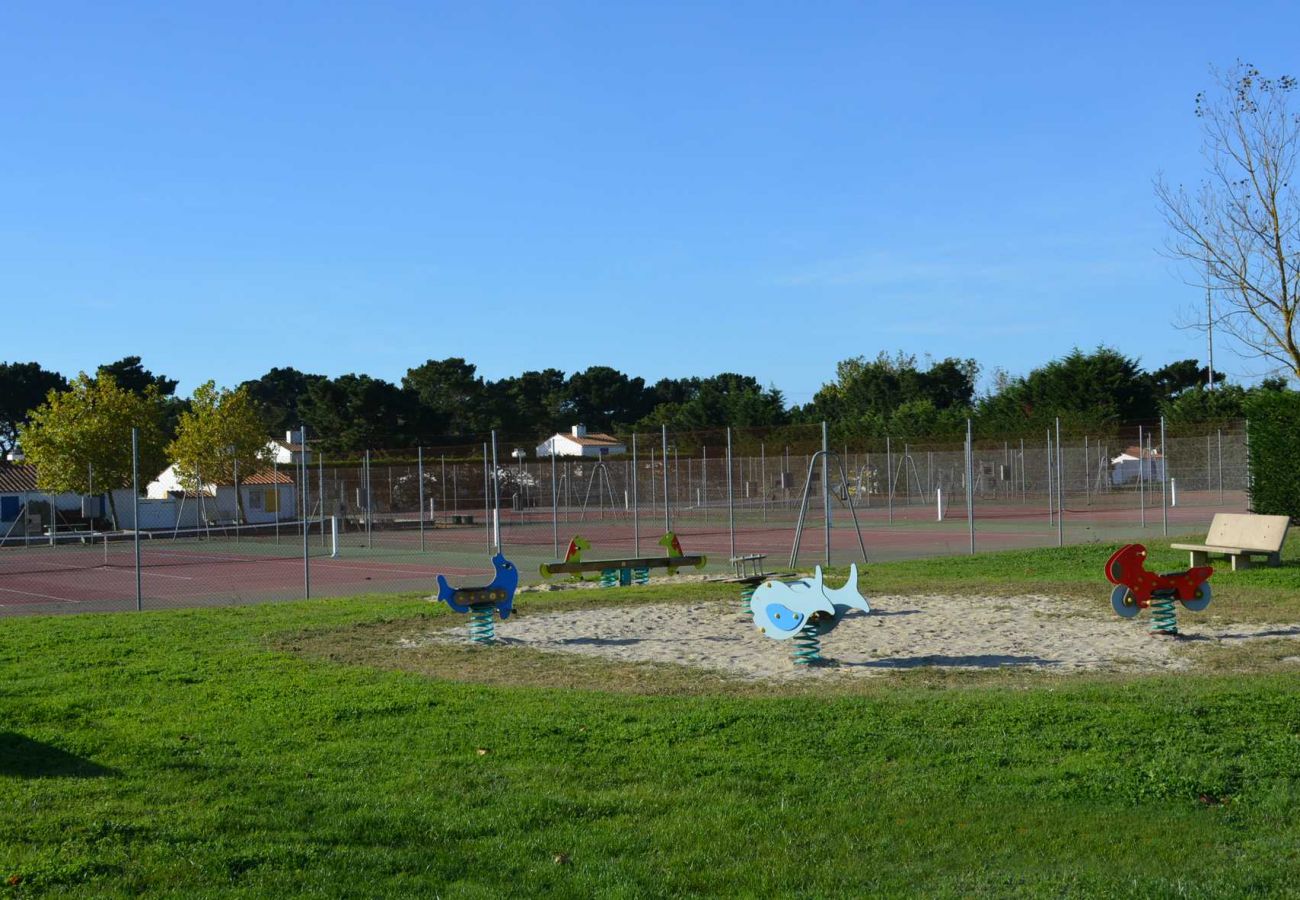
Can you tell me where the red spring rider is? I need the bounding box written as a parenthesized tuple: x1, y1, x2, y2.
(1104, 543, 1213, 636)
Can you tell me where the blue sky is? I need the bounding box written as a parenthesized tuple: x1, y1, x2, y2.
(3, 1, 1297, 404)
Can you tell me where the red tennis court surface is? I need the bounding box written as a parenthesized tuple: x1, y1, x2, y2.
(0, 491, 1246, 616)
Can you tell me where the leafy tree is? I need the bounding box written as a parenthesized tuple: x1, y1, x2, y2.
(977, 347, 1155, 434)
(97, 356, 178, 396)
(0, 361, 67, 457)
(403, 358, 493, 439)
(492, 369, 568, 436)
(561, 366, 650, 431)
(97, 356, 186, 439)
(639, 374, 787, 431)
(1160, 384, 1248, 424)
(1147, 359, 1225, 402)
(300, 374, 414, 452)
(18, 373, 169, 526)
(1157, 63, 1300, 379)
(240, 367, 327, 436)
(805, 353, 978, 436)
(168, 383, 273, 521)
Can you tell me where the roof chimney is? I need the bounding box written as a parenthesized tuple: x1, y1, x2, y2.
(571, 424, 587, 438)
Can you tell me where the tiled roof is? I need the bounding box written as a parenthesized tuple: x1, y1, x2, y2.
(0, 464, 39, 493)
(1121, 445, 1162, 459)
(560, 432, 624, 447)
(239, 470, 294, 486)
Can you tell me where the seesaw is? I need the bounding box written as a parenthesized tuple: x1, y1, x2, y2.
(540, 532, 707, 587)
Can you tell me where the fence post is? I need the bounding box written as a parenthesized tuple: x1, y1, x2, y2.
(885, 436, 894, 525)
(632, 433, 640, 556)
(132, 427, 141, 611)
(1055, 417, 1063, 547)
(302, 424, 310, 599)
(822, 421, 831, 569)
(760, 441, 767, 523)
(1138, 425, 1146, 528)
(1161, 417, 1168, 536)
(418, 446, 425, 553)
(1046, 430, 1054, 525)
(1217, 428, 1224, 503)
(727, 427, 735, 561)
(966, 419, 975, 554)
(550, 448, 558, 557)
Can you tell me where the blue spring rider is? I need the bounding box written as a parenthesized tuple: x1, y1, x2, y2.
(434, 553, 519, 644)
(751, 565, 870, 665)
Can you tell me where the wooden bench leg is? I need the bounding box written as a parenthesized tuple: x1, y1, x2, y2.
(1189, 550, 1209, 568)
(1230, 553, 1252, 572)
(1268, 552, 1282, 568)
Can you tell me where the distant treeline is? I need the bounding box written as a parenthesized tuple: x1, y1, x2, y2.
(0, 349, 1288, 457)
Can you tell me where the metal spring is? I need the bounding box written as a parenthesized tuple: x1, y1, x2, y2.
(634, 566, 650, 585)
(740, 583, 756, 615)
(792, 624, 822, 665)
(468, 605, 496, 644)
(599, 569, 619, 588)
(1149, 593, 1178, 636)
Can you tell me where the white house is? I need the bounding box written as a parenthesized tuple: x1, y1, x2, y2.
(146, 464, 297, 524)
(269, 431, 312, 465)
(536, 425, 627, 458)
(1110, 445, 1166, 486)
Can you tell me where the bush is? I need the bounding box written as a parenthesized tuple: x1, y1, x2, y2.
(1243, 391, 1300, 518)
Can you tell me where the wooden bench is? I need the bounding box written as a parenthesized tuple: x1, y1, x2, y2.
(1171, 513, 1290, 571)
(730, 554, 768, 578)
(540, 554, 707, 586)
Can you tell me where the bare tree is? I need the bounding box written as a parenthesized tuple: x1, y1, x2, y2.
(1157, 63, 1300, 379)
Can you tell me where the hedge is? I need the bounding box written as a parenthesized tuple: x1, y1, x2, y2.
(1243, 390, 1300, 519)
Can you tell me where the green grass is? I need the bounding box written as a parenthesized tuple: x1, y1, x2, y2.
(3, 537, 1300, 896)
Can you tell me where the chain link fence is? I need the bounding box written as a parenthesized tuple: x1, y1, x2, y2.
(0, 419, 1251, 615)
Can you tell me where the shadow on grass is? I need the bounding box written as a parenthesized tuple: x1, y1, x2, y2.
(0, 733, 119, 779)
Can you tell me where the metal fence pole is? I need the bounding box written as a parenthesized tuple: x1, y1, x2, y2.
(1217, 428, 1224, 503)
(302, 424, 310, 599)
(1019, 437, 1026, 503)
(1138, 425, 1146, 528)
(1083, 435, 1090, 505)
(726, 428, 735, 561)
(482, 443, 490, 552)
(550, 449, 558, 557)
(132, 427, 141, 611)
(1055, 417, 1063, 547)
(885, 436, 894, 525)
(760, 441, 767, 523)
(662, 425, 671, 533)
(632, 433, 640, 555)
(1046, 431, 1054, 525)
(1161, 417, 1169, 536)
(366, 450, 373, 549)
(822, 422, 831, 568)
(702, 445, 708, 524)
(490, 431, 501, 551)
(418, 446, 426, 553)
(318, 452, 325, 549)
(966, 418, 975, 554)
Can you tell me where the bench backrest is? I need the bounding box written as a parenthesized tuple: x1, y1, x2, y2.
(1205, 513, 1290, 551)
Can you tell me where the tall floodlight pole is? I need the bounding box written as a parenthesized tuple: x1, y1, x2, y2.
(1206, 265, 1216, 391)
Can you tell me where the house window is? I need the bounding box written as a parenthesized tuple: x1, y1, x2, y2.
(264, 488, 279, 513)
(249, 490, 263, 511)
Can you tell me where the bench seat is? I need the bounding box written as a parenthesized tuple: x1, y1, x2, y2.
(1170, 513, 1289, 571)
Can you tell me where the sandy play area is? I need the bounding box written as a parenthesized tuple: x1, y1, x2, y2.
(405, 587, 1300, 680)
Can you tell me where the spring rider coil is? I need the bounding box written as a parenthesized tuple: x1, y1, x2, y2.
(750, 565, 870, 666)
(739, 582, 758, 615)
(433, 554, 520, 645)
(1104, 543, 1213, 636)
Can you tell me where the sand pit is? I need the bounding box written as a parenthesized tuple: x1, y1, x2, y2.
(404, 591, 1300, 680)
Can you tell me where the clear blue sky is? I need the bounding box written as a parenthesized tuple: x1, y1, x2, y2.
(3, 1, 1297, 404)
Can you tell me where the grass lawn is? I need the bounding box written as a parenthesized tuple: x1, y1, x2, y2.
(3, 533, 1300, 896)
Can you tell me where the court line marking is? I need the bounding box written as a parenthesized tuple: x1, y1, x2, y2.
(0, 585, 81, 603)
